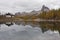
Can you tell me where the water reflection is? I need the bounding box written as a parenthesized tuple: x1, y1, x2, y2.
(5, 22, 13, 26)
(0, 22, 60, 40)
(39, 22, 60, 34)
(0, 22, 60, 33)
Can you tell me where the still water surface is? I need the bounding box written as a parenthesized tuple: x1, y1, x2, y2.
(0, 21, 60, 40)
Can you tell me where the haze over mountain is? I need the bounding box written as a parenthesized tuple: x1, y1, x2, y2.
(0, 0, 60, 14)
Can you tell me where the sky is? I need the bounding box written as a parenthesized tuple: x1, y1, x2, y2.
(0, 0, 60, 13)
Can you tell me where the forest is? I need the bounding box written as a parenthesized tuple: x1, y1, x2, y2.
(38, 8, 60, 20)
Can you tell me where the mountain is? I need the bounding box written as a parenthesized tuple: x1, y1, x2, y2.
(41, 5, 50, 12)
(15, 5, 50, 16)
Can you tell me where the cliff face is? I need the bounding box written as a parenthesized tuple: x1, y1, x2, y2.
(41, 5, 50, 12)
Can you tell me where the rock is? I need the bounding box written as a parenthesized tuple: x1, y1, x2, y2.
(41, 5, 50, 12)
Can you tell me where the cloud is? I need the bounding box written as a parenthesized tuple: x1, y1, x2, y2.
(0, 24, 60, 40)
(0, 0, 60, 13)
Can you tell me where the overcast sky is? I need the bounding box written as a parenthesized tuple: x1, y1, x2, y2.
(0, 0, 60, 13)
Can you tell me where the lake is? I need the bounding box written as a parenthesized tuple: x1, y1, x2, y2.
(0, 21, 60, 40)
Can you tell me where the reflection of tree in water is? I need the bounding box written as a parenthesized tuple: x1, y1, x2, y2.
(0, 24, 1, 30)
(0, 21, 60, 34)
(39, 22, 60, 34)
(12, 21, 60, 34)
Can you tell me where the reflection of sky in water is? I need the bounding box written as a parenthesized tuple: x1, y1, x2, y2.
(0, 24, 60, 40)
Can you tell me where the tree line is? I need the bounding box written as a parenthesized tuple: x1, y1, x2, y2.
(38, 8, 60, 20)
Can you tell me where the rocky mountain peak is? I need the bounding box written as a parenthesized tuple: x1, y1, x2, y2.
(41, 5, 50, 12)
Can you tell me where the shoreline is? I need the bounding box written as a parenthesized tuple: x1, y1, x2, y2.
(0, 18, 60, 22)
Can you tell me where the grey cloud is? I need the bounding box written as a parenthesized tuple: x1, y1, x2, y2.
(0, 24, 60, 40)
(0, 0, 60, 13)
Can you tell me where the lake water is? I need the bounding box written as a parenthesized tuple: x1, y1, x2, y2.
(0, 21, 60, 40)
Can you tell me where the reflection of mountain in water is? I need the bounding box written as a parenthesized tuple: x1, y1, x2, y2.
(0, 22, 60, 34)
(14, 22, 60, 34)
(15, 21, 40, 27)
